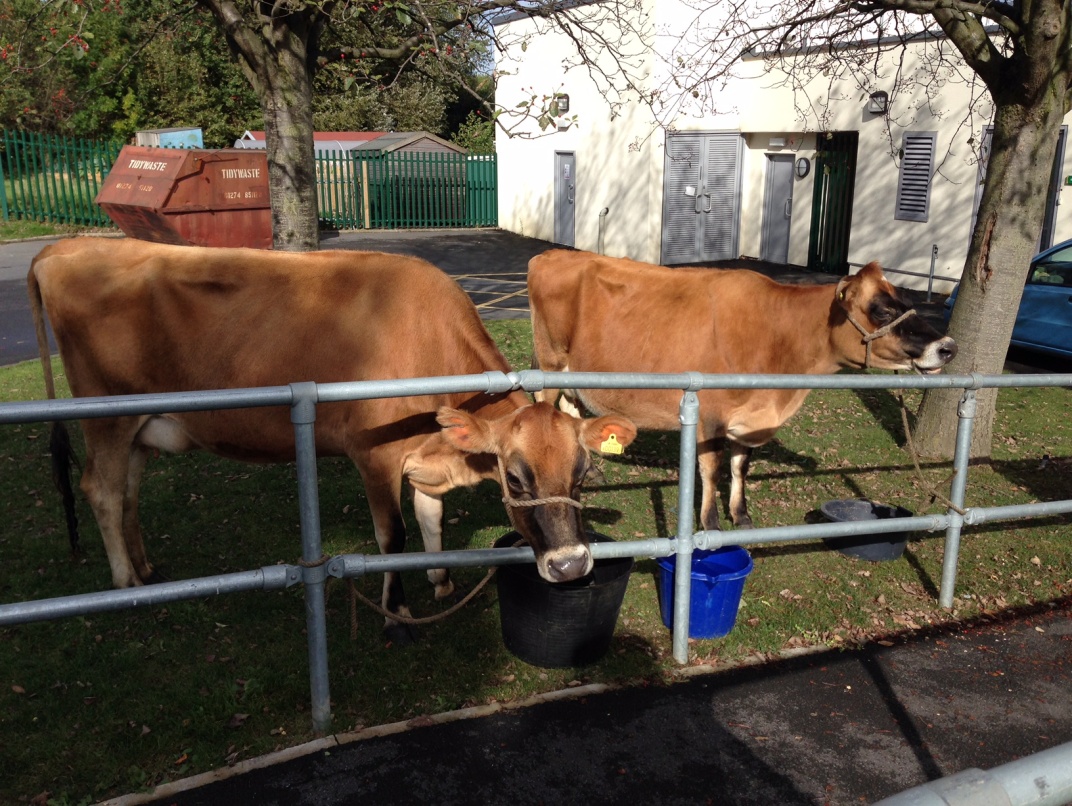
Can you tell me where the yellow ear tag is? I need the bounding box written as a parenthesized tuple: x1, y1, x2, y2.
(600, 433, 624, 455)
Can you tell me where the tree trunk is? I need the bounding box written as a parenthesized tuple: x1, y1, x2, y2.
(913, 92, 1067, 458)
(261, 52, 320, 251)
(198, 0, 322, 251)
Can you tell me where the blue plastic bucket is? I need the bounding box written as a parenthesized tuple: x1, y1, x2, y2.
(656, 546, 753, 639)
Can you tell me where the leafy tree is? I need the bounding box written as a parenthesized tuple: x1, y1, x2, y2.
(0, 0, 262, 143)
(2, 0, 502, 244)
(191, 0, 522, 249)
(451, 109, 493, 153)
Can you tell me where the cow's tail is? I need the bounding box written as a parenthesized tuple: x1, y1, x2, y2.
(28, 261, 82, 556)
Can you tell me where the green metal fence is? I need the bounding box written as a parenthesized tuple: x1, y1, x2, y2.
(2, 130, 497, 231)
(0, 130, 122, 227)
(316, 149, 498, 230)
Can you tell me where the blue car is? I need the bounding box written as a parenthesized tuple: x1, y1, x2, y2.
(945, 238, 1072, 360)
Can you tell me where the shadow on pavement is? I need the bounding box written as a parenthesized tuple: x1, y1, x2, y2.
(120, 597, 1072, 806)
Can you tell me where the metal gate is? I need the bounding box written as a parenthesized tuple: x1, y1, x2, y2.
(661, 132, 743, 264)
(808, 131, 859, 275)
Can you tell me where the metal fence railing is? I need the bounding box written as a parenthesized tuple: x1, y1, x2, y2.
(1, 130, 498, 230)
(0, 129, 122, 227)
(316, 150, 498, 230)
(2, 368, 1071, 738)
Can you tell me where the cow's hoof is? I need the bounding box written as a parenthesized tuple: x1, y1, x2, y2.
(733, 517, 754, 530)
(384, 621, 417, 647)
(144, 568, 171, 584)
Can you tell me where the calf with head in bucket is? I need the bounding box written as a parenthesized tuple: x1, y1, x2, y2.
(29, 237, 636, 643)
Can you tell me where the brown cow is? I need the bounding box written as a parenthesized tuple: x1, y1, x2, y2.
(29, 238, 636, 641)
(528, 250, 956, 531)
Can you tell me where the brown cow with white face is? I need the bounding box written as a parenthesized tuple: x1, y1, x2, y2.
(528, 249, 956, 531)
(29, 238, 636, 642)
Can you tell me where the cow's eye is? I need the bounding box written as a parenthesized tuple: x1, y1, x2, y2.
(872, 304, 899, 325)
(505, 471, 525, 494)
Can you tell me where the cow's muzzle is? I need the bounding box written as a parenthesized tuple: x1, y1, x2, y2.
(501, 494, 592, 582)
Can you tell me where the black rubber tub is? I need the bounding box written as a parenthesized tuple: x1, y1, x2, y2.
(494, 531, 633, 668)
(820, 499, 912, 561)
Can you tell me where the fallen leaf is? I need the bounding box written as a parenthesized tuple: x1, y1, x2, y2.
(227, 713, 250, 729)
(12, 685, 26, 695)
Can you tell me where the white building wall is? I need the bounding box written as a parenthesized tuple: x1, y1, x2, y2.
(495, 4, 666, 261)
(496, 5, 1072, 291)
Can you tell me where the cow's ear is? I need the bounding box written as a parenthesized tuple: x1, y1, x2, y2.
(836, 262, 885, 310)
(437, 407, 497, 454)
(834, 275, 856, 310)
(582, 415, 637, 455)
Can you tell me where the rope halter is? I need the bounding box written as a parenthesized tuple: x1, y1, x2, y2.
(844, 307, 917, 369)
(496, 455, 583, 531)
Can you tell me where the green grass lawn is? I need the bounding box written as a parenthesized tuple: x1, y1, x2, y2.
(1, 319, 1070, 804)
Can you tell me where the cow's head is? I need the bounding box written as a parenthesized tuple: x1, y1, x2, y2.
(834, 262, 957, 373)
(437, 403, 636, 583)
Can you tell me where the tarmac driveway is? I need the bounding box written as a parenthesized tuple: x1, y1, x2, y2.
(0, 229, 550, 367)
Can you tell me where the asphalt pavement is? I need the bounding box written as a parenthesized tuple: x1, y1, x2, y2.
(4, 231, 1071, 805)
(104, 598, 1072, 806)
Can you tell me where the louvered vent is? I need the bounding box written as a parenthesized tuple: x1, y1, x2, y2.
(895, 132, 937, 222)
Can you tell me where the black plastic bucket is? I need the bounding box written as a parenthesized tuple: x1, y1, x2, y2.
(494, 532, 633, 668)
(820, 499, 912, 561)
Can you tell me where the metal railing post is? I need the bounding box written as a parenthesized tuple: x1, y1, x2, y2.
(290, 382, 332, 734)
(939, 389, 976, 609)
(672, 384, 701, 664)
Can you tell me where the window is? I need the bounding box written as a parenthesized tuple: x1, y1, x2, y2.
(894, 131, 937, 222)
(1029, 244, 1072, 288)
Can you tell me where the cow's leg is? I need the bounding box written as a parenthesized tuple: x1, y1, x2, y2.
(696, 436, 725, 531)
(411, 488, 454, 600)
(727, 440, 754, 528)
(361, 465, 416, 644)
(79, 418, 143, 587)
(120, 445, 158, 583)
(530, 351, 564, 414)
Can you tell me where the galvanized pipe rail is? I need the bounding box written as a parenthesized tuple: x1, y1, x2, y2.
(3, 368, 1072, 738)
(873, 738, 1072, 806)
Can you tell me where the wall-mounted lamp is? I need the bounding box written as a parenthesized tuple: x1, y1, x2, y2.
(551, 93, 570, 116)
(795, 157, 811, 179)
(866, 90, 888, 114)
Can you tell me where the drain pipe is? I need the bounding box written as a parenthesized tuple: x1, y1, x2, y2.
(597, 207, 610, 254)
(928, 244, 938, 302)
